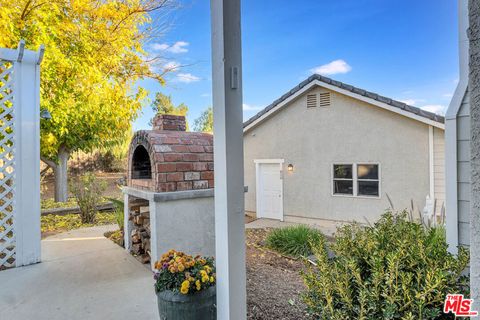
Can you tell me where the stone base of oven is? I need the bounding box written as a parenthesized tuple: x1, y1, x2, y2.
(122, 187, 215, 270)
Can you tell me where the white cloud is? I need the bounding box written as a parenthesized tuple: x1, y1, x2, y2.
(176, 73, 200, 83)
(243, 103, 262, 111)
(398, 98, 426, 106)
(310, 59, 352, 76)
(443, 93, 453, 98)
(421, 104, 446, 115)
(399, 99, 417, 106)
(163, 61, 180, 71)
(152, 41, 189, 54)
(200, 93, 211, 98)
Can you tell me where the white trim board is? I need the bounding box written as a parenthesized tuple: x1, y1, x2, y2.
(254, 159, 285, 164)
(428, 126, 435, 199)
(243, 79, 445, 133)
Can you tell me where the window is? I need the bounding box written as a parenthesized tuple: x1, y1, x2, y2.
(332, 163, 380, 197)
(357, 164, 379, 196)
(333, 164, 353, 195)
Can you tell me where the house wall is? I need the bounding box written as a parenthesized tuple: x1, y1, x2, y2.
(457, 90, 471, 247)
(433, 127, 446, 214)
(244, 86, 439, 223)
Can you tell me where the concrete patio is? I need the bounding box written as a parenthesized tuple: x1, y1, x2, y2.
(0, 225, 158, 320)
(246, 217, 344, 237)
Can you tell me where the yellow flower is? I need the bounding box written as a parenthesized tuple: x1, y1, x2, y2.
(210, 276, 215, 283)
(181, 280, 190, 288)
(180, 286, 189, 294)
(178, 264, 185, 272)
(202, 275, 209, 283)
(196, 280, 201, 291)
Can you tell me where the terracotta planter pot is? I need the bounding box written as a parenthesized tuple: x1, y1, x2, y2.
(157, 286, 216, 320)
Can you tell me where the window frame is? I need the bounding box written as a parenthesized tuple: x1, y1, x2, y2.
(331, 163, 381, 199)
(332, 164, 354, 196)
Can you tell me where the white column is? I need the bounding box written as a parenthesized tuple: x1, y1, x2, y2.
(211, 0, 246, 319)
(13, 44, 43, 266)
(148, 199, 159, 271)
(123, 192, 131, 252)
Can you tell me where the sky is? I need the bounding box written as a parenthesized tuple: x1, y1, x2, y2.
(134, 0, 459, 130)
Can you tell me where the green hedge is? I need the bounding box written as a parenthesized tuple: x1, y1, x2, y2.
(302, 211, 469, 320)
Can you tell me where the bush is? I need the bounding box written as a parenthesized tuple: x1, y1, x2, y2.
(266, 225, 325, 257)
(70, 173, 107, 224)
(41, 212, 117, 233)
(302, 211, 469, 320)
(107, 197, 125, 231)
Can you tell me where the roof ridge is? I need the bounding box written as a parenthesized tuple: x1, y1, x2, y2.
(243, 75, 445, 128)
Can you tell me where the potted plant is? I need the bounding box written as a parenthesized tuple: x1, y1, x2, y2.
(154, 249, 216, 320)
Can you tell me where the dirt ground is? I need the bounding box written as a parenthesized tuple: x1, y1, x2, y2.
(246, 228, 312, 320)
(42, 172, 125, 200)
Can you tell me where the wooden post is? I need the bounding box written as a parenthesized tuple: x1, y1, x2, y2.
(211, 0, 247, 319)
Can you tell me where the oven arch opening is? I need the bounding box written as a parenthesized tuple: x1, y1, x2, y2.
(131, 145, 152, 179)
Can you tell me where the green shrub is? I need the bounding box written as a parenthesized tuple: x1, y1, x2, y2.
(70, 173, 107, 224)
(41, 197, 78, 210)
(41, 197, 108, 210)
(107, 197, 125, 231)
(266, 225, 325, 257)
(41, 212, 117, 233)
(302, 211, 469, 320)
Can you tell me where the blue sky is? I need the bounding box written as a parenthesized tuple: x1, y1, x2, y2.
(134, 0, 459, 130)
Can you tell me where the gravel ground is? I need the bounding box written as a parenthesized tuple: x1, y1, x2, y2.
(246, 228, 313, 320)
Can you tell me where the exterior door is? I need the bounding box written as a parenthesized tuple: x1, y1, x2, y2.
(256, 161, 283, 220)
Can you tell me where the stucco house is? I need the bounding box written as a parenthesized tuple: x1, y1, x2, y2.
(243, 74, 445, 224)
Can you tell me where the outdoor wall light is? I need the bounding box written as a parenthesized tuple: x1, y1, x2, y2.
(40, 109, 52, 120)
(287, 164, 294, 172)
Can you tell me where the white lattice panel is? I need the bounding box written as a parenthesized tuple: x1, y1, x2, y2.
(0, 60, 15, 270)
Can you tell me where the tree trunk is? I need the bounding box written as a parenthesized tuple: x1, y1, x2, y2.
(470, 0, 480, 310)
(54, 146, 70, 202)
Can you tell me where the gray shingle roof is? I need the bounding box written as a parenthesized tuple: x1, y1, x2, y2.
(243, 74, 445, 128)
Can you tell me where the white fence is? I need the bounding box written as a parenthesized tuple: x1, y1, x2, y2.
(0, 41, 43, 269)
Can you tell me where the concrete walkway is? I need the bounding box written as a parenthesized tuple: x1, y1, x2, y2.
(246, 217, 346, 237)
(0, 225, 158, 320)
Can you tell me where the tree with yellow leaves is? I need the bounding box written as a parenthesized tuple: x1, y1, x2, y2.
(0, 0, 174, 201)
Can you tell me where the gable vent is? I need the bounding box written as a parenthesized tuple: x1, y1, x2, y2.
(306, 94, 318, 108)
(319, 92, 331, 107)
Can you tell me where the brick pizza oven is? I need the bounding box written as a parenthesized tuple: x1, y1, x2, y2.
(128, 114, 214, 192)
(123, 114, 216, 269)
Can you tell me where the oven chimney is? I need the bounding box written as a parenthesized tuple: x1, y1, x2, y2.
(153, 114, 186, 131)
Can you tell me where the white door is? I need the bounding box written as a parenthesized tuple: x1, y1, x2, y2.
(256, 162, 283, 220)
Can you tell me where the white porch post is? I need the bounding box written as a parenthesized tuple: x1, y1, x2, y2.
(123, 193, 131, 252)
(211, 0, 247, 319)
(12, 42, 44, 266)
